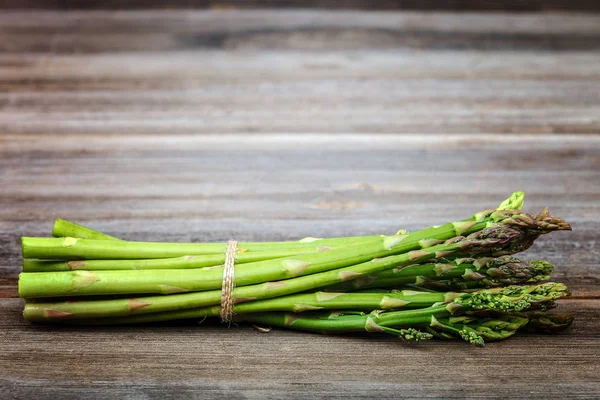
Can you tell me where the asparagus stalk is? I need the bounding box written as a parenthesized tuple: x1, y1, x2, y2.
(22, 226, 523, 320)
(50, 219, 382, 250)
(238, 283, 567, 345)
(21, 235, 380, 260)
(325, 257, 554, 292)
(52, 219, 121, 241)
(19, 208, 570, 298)
(22, 246, 336, 272)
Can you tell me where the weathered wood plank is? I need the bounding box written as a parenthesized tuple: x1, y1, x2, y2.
(3, 11, 600, 41)
(0, 12, 599, 134)
(0, 298, 598, 398)
(2, 0, 600, 12)
(1, 54, 599, 133)
(1, 73, 600, 134)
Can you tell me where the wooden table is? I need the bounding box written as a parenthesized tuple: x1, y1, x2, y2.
(1, 10, 599, 398)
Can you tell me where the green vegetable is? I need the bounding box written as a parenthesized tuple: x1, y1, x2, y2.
(18, 191, 575, 346)
(239, 282, 567, 346)
(325, 257, 554, 291)
(22, 226, 523, 319)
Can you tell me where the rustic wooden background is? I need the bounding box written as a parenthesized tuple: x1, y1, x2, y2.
(0, 9, 599, 399)
(2, 0, 600, 12)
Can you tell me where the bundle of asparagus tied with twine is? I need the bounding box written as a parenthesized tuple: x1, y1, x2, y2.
(19, 192, 575, 345)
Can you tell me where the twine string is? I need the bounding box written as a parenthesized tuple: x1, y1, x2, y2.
(220, 239, 237, 323)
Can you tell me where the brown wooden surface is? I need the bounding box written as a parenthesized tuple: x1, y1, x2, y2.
(2, 11, 600, 134)
(2, 0, 600, 12)
(0, 10, 599, 399)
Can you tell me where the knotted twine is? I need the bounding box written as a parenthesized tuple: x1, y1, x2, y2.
(220, 240, 237, 323)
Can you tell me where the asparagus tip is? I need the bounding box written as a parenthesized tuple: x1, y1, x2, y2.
(497, 191, 525, 211)
(523, 313, 575, 334)
(459, 328, 485, 346)
(383, 327, 433, 342)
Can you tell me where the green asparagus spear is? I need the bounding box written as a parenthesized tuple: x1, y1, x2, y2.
(50, 219, 382, 251)
(22, 247, 334, 272)
(21, 235, 380, 260)
(325, 257, 554, 292)
(52, 219, 121, 241)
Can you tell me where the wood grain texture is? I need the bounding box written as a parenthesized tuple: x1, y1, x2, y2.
(3, 10, 600, 51)
(1, 11, 600, 134)
(2, 0, 600, 12)
(0, 10, 599, 399)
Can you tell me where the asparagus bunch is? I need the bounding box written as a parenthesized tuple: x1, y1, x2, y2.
(18, 192, 575, 345)
(22, 226, 525, 319)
